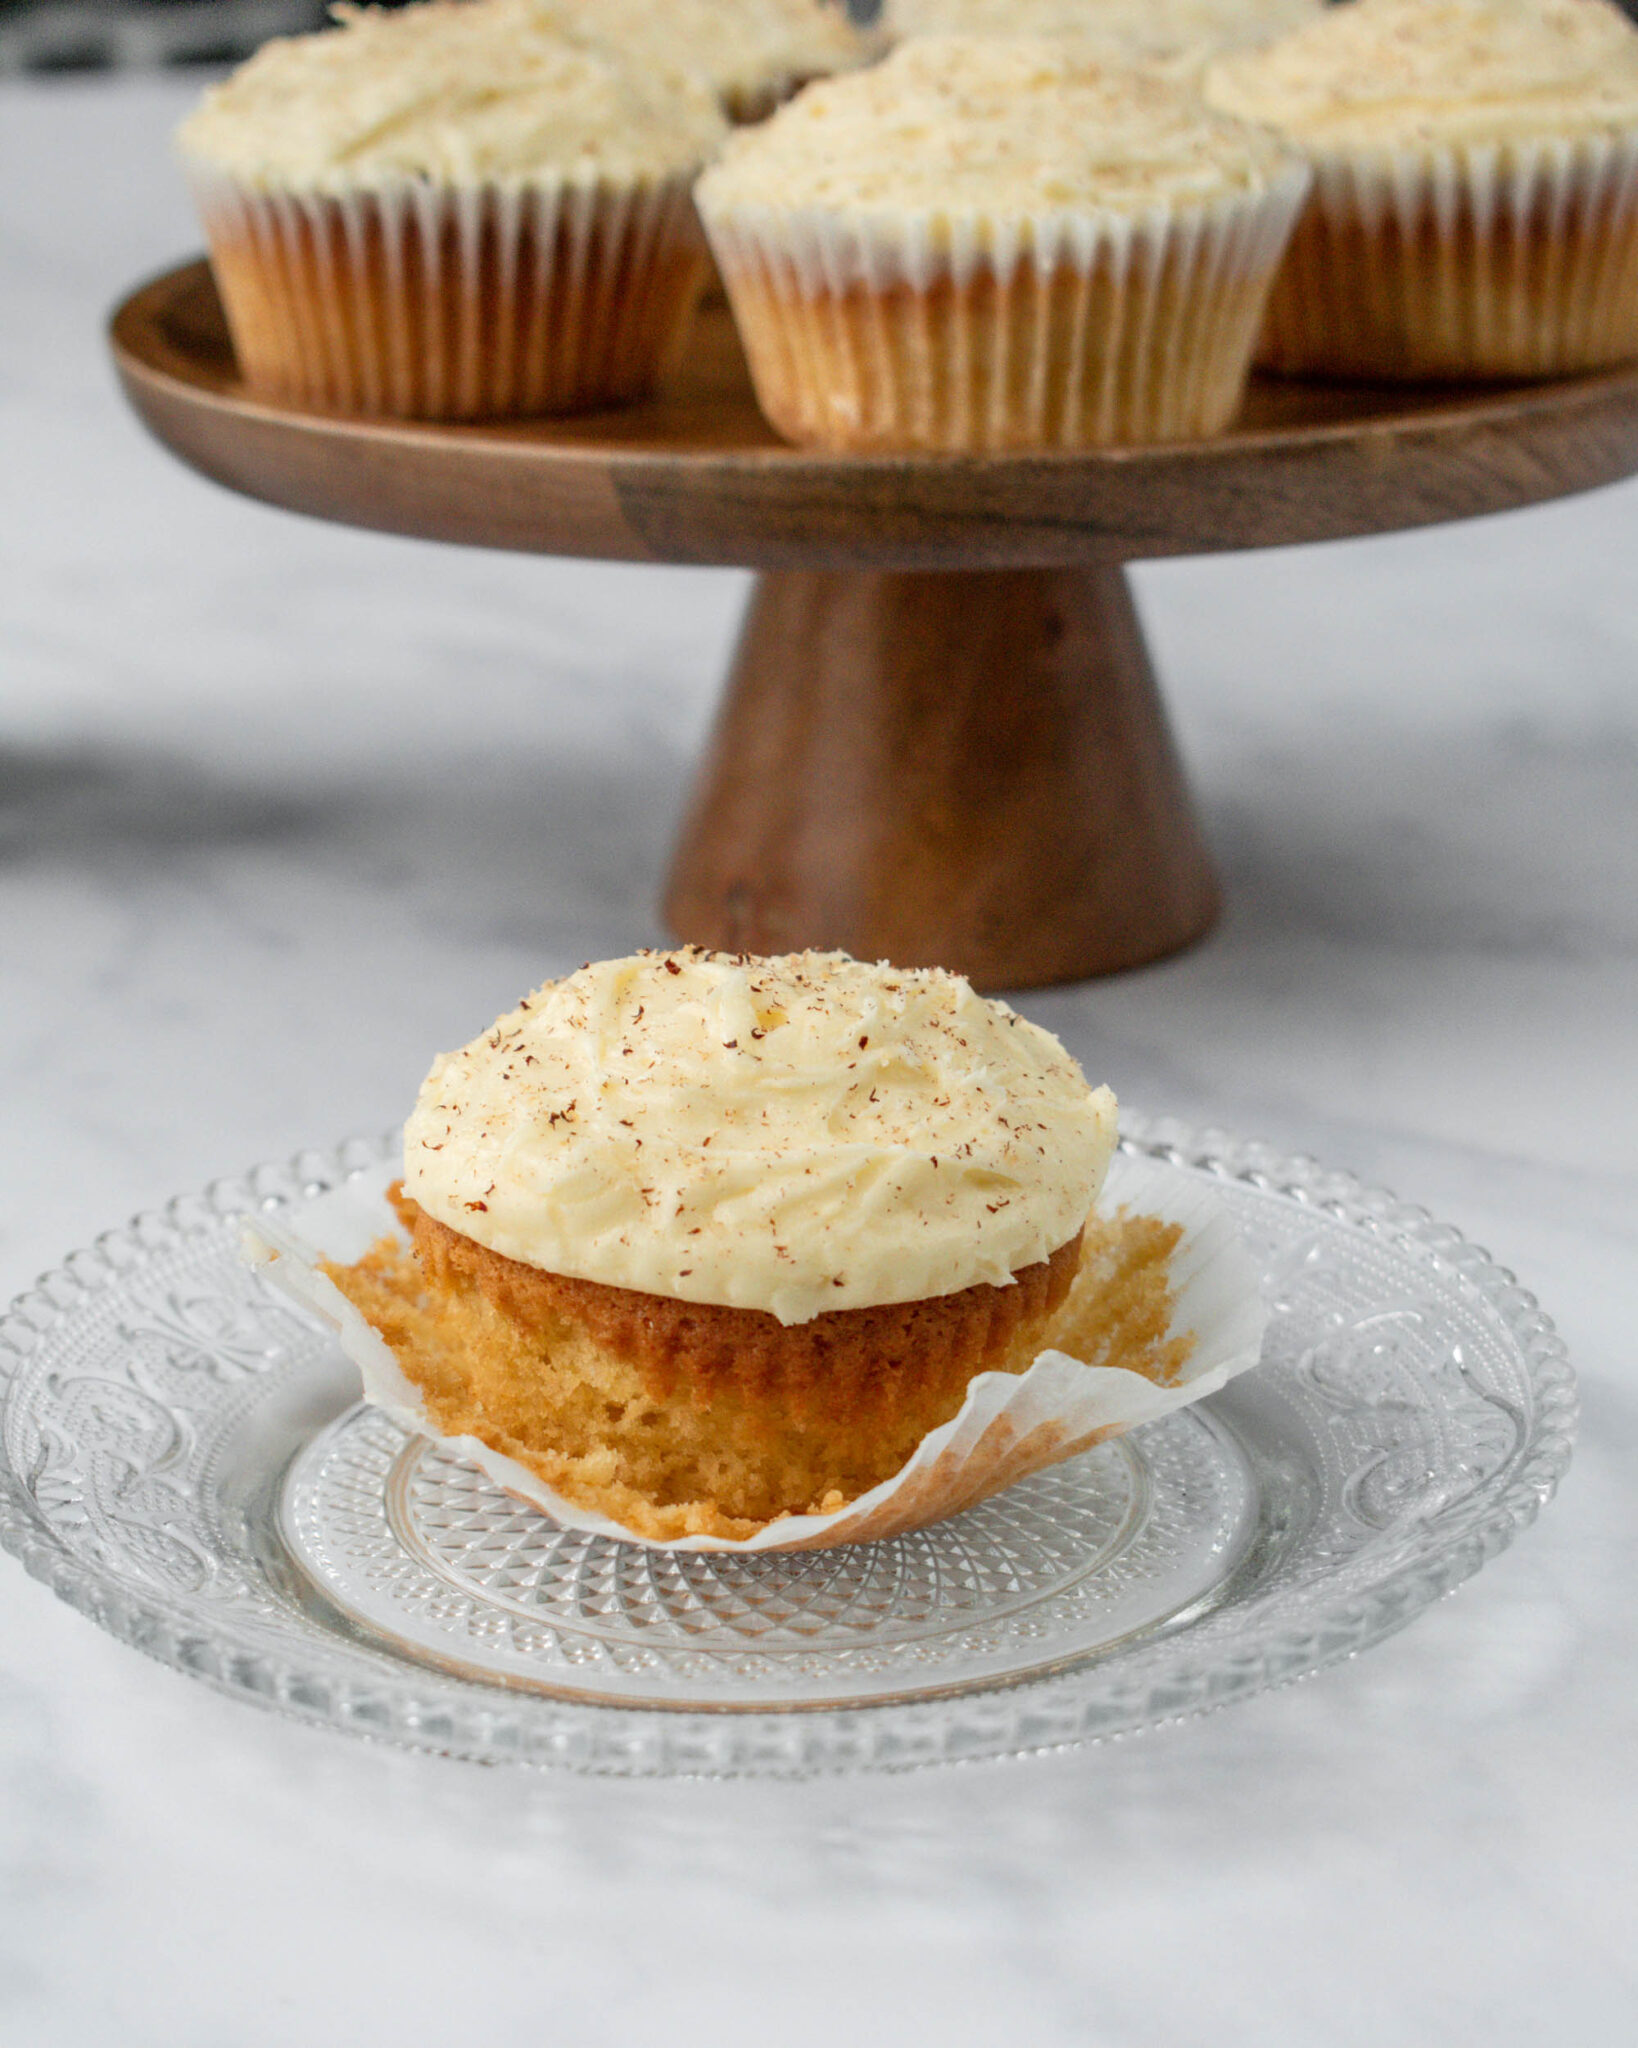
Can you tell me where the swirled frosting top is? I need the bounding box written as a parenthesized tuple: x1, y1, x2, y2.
(404, 950, 1118, 1324)
(1206, 0, 1638, 148)
(884, 0, 1322, 62)
(695, 35, 1299, 217)
(530, 0, 879, 115)
(176, 0, 726, 194)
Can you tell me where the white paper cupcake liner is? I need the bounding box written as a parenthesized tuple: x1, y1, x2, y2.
(187, 166, 709, 419)
(699, 167, 1309, 449)
(245, 1147, 1268, 1553)
(1259, 130, 1638, 379)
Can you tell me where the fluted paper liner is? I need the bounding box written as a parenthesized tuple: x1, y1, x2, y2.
(699, 168, 1309, 450)
(188, 167, 708, 419)
(1258, 131, 1638, 379)
(246, 1149, 1267, 1551)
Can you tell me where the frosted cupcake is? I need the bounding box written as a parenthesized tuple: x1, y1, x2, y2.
(319, 950, 1120, 1542)
(532, 0, 882, 124)
(884, 0, 1323, 64)
(176, 0, 727, 419)
(694, 35, 1310, 451)
(1205, 0, 1638, 380)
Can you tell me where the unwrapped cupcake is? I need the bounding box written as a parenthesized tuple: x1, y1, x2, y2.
(176, 0, 727, 419)
(694, 35, 1311, 450)
(1205, 0, 1638, 380)
(256, 950, 1266, 1548)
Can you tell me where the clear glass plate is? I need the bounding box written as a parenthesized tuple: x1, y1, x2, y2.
(0, 1119, 1576, 1777)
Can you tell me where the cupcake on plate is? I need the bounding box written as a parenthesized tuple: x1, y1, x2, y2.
(318, 949, 1119, 1542)
(176, 0, 727, 419)
(1205, 0, 1638, 380)
(694, 34, 1310, 450)
(883, 0, 1323, 64)
(532, 0, 883, 124)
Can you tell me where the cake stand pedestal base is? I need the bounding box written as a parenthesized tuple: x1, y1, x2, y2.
(664, 564, 1220, 989)
(111, 266, 1638, 989)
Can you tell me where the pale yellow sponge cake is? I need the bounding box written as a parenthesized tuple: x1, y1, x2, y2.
(1205, 0, 1638, 377)
(529, 0, 881, 123)
(177, 0, 727, 417)
(694, 34, 1309, 448)
(322, 949, 1123, 1541)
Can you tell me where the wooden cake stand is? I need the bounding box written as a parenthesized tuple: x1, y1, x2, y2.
(112, 259, 1638, 989)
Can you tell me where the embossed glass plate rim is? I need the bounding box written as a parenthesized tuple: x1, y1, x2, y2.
(0, 1116, 1579, 1778)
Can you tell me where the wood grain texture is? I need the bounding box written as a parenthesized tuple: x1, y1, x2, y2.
(664, 567, 1219, 988)
(112, 260, 1638, 571)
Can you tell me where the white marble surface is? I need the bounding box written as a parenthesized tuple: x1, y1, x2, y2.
(4, 73, 1637, 2047)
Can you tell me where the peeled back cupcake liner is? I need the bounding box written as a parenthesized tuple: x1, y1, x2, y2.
(244, 1148, 1269, 1553)
(189, 166, 709, 420)
(1258, 130, 1638, 380)
(701, 170, 1310, 450)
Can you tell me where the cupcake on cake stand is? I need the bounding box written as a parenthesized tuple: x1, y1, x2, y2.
(110, 264, 1638, 988)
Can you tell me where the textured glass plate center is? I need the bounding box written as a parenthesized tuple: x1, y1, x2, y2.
(280, 1405, 1254, 1708)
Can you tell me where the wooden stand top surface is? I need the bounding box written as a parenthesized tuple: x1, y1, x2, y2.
(112, 258, 1638, 571)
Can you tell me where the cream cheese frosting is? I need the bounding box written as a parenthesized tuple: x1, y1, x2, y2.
(176, 0, 727, 194)
(885, 0, 1322, 61)
(1206, 0, 1638, 150)
(695, 34, 1299, 218)
(403, 950, 1118, 1325)
(529, 0, 877, 115)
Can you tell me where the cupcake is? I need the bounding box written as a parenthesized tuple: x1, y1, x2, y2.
(176, 0, 727, 419)
(1205, 0, 1638, 380)
(532, 0, 883, 124)
(318, 949, 1120, 1542)
(693, 35, 1311, 451)
(883, 0, 1323, 63)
